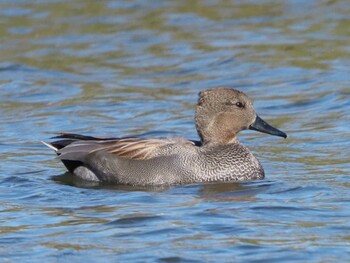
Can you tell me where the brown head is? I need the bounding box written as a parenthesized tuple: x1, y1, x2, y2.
(195, 87, 286, 145)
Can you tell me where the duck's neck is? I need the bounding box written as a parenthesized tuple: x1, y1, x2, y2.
(195, 111, 240, 146)
(201, 134, 238, 146)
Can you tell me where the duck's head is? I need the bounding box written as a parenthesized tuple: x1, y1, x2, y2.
(195, 87, 287, 145)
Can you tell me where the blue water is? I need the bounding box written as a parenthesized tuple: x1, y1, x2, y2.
(1, 0, 350, 262)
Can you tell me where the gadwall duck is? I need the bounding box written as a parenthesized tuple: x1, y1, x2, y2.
(43, 87, 286, 185)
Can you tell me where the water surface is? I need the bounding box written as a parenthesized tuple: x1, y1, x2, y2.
(1, 0, 350, 262)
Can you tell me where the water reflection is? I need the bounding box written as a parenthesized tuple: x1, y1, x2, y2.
(1, 0, 350, 261)
(53, 172, 273, 203)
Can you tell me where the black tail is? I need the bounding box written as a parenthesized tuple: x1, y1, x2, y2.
(51, 133, 118, 150)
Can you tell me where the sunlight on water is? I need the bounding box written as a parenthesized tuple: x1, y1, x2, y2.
(0, 0, 350, 261)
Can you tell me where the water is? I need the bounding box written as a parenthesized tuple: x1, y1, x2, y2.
(1, 0, 350, 262)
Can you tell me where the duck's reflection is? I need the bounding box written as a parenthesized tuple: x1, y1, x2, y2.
(52, 172, 273, 201)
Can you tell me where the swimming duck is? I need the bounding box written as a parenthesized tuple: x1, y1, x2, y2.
(43, 87, 286, 185)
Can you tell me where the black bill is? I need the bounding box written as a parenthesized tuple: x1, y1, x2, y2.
(249, 115, 287, 138)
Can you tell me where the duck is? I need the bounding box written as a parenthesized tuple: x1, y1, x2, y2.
(43, 87, 287, 185)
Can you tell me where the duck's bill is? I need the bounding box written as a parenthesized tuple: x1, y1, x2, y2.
(249, 115, 287, 138)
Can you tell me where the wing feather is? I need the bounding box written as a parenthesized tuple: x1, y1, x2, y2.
(46, 131, 196, 162)
(107, 138, 172, 160)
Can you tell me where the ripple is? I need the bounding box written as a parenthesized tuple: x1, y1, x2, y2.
(1, 0, 350, 262)
(106, 215, 164, 226)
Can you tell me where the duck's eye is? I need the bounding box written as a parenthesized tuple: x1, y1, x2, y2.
(235, 102, 244, 108)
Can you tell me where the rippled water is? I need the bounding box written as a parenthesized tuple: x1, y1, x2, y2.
(1, 0, 350, 262)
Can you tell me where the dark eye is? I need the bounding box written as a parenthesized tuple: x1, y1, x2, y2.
(235, 102, 244, 108)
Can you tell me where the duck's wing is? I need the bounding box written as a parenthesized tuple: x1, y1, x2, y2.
(45, 133, 196, 162)
(106, 137, 177, 160)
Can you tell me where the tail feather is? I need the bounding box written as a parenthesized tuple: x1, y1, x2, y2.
(43, 134, 101, 174)
(44, 133, 118, 152)
(52, 133, 117, 141)
(41, 141, 58, 152)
